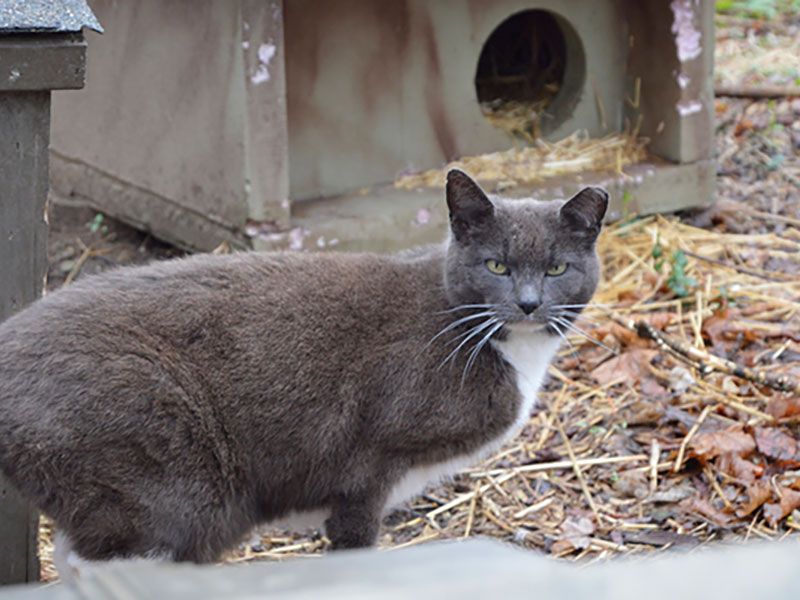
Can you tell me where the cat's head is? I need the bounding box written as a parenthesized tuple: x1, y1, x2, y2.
(443, 169, 607, 335)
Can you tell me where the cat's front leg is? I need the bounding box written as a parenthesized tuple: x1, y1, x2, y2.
(325, 490, 385, 550)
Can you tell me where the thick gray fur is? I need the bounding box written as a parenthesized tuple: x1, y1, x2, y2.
(0, 170, 607, 562)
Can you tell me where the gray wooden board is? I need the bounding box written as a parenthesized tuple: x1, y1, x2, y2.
(0, 35, 86, 92)
(1, 538, 799, 599)
(0, 90, 50, 584)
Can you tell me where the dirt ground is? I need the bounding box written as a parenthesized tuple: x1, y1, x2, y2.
(38, 6, 800, 580)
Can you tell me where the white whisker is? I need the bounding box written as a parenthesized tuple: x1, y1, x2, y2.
(549, 319, 583, 366)
(462, 320, 505, 382)
(553, 317, 616, 354)
(425, 311, 496, 348)
(555, 310, 602, 325)
(551, 303, 609, 310)
(436, 303, 498, 315)
(439, 317, 498, 370)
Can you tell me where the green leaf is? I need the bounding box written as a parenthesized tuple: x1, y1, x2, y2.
(87, 213, 105, 234)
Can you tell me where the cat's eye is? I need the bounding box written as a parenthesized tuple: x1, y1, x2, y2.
(485, 259, 509, 276)
(546, 263, 568, 276)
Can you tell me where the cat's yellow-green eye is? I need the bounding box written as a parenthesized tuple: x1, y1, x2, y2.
(485, 259, 509, 276)
(546, 263, 568, 276)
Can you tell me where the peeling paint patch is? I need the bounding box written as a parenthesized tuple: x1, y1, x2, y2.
(316, 236, 326, 248)
(671, 0, 702, 62)
(280, 198, 290, 210)
(242, 40, 250, 50)
(251, 43, 276, 85)
(677, 99, 703, 116)
(8, 68, 20, 82)
(677, 72, 691, 89)
(288, 227, 307, 250)
(414, 208, 431, 226)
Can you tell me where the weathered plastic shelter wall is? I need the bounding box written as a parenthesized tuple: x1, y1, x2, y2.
(50, 0, 715, 252)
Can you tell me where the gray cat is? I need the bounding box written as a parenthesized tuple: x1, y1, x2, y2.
(0, 170, 606, 575)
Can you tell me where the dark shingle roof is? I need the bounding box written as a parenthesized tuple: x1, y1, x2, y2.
(0, 0, 102, 33)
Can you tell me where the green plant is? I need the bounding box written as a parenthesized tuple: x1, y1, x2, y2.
(666, 250, 697, 298)
(716, 0, 800, 19)
(652, 234, 665, 273)
(87, 212, 105, 233)
(621, 190, 634, 217)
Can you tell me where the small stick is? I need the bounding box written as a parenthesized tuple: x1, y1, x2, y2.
(648, 440, 660, 495)
(611, 314, 800, 395)
(63, 245, 94, 286)
(554, 412, 600, 521)
(697, 382, 774, 422)
(513, 494, 555, 519)
(705, 464, 734, 511)
(470, 454, 649, 478)
(715, 84, 800, 99)
(683, 249, 788, 282)
(674, 405, 714, 473)
(463, 486, 480, 537)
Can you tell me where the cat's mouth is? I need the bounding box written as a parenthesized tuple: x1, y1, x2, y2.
(504, 320, 550, 334)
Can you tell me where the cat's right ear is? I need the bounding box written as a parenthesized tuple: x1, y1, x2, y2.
(446, 169, 495, 242)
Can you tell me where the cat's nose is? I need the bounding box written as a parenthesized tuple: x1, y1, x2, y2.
(518, 301, 540, 315)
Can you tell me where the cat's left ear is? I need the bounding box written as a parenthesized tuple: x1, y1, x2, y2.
(560, 187, 608, 236)
(446, 169, 495, 241)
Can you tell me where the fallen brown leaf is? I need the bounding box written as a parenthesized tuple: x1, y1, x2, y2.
(680, 496, 732, 527)
(766, 396, 800, 419)
(621, 400, 666, 426)
(717, 452, 763, 484)
(690, 424, 756, 460)
(754, 427, 799, 462)
(736, 479, 772, 518)
(555, 515, 595, 552)
(591, 349, 659, 386)
(763, 488, 800, 527)
(613, 470, 649, 499)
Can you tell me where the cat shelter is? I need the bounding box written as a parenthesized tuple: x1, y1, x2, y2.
(50, 0, 715, 253)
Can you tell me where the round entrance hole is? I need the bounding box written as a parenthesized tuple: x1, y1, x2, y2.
(475, 10, 585, 141)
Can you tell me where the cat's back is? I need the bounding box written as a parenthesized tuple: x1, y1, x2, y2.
(0, 248, 441, 336)
(0, 248, 443, 415)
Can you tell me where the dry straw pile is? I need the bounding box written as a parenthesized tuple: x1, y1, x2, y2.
(395, 130, 648, 191)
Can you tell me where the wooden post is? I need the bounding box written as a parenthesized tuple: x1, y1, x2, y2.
(0, 1, 99, 583)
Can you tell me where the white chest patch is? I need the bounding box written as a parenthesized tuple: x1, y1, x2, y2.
(385, 329, 561, 510)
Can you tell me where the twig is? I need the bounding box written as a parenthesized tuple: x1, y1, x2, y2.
(63, 245, 93, 286)
(611, 314, 800, 395)
(463, 486, 480, 538)
(682, 250, 788, 282)
(470, 454, 649, 478)
(715, 84, 800, 98)
(649, 440, 660, 496)
(554, 411, 600, 522)
(674, 405, 714, 473)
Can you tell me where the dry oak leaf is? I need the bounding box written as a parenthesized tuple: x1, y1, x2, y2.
(767, 396, 800, 419)
(554, 515, 595, 552)
(591, 349, 659, 386)
(754, 427, 799, 462)
(690, 424, 755, 461)
(763, 488, 800, 527)
(717, 453, 764, 484)
(736, 479, 772, 518)
(680, 496, 731, 527)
